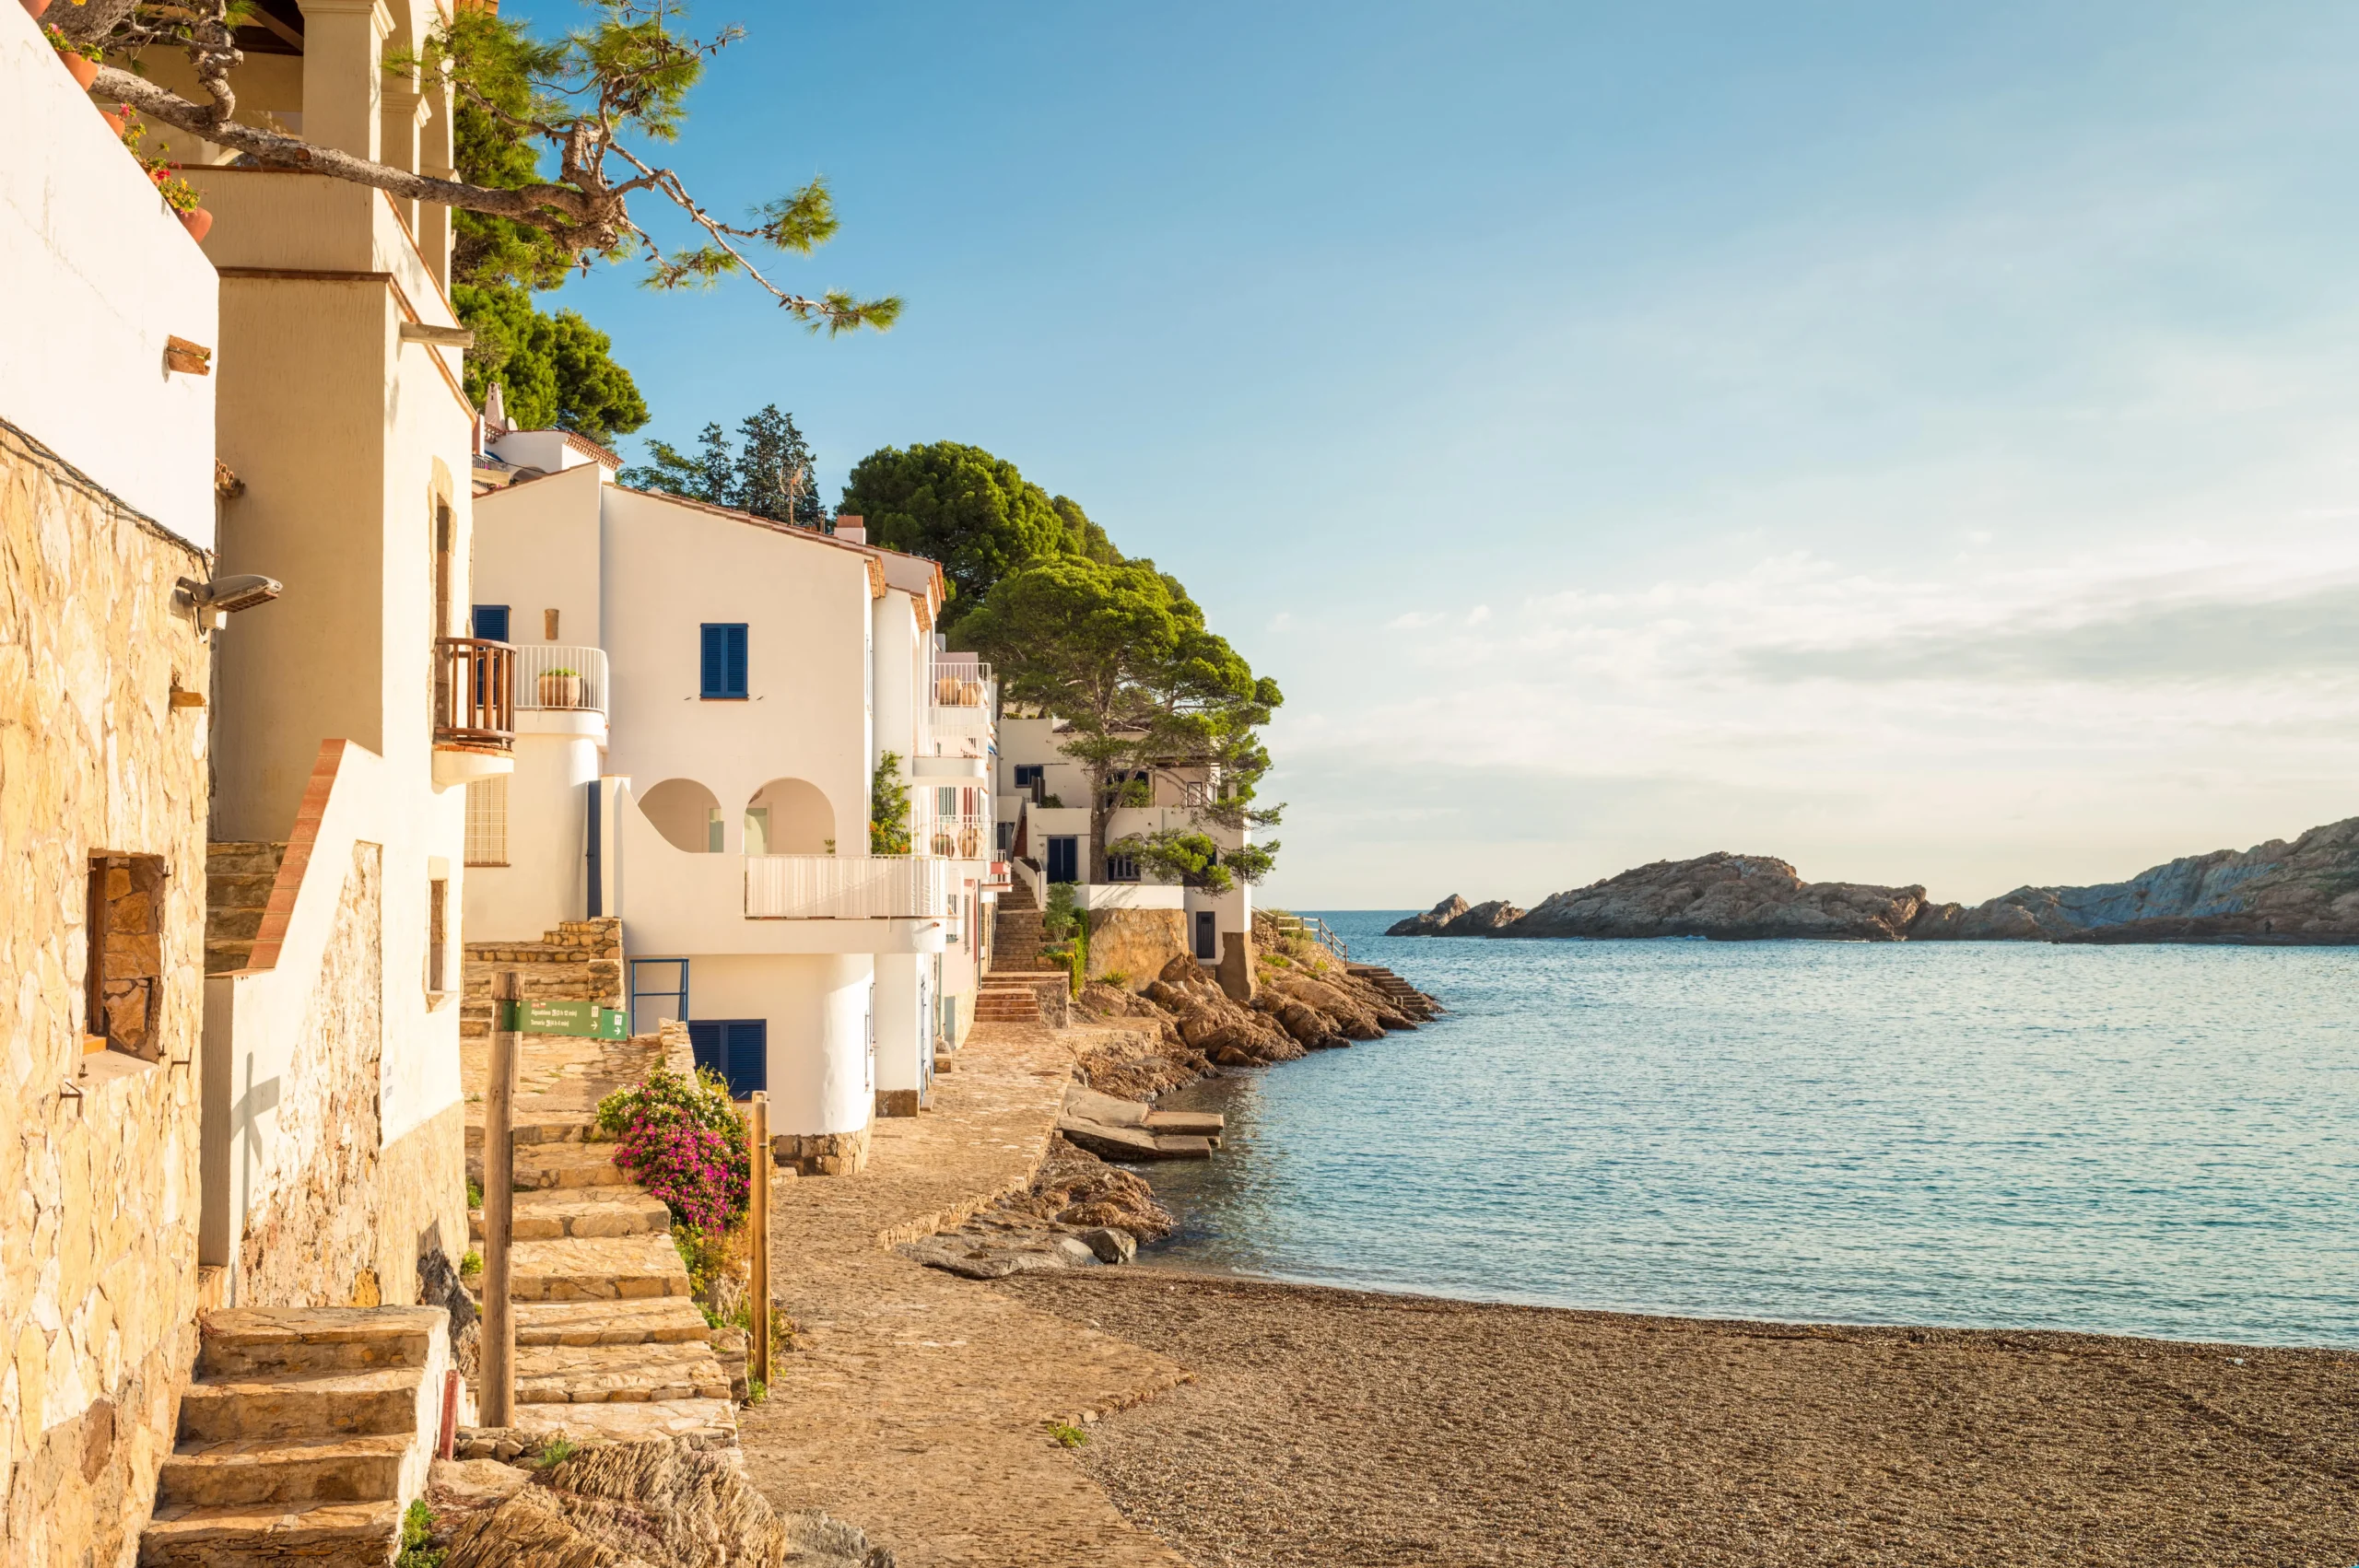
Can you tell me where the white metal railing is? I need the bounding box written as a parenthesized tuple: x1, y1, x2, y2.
(913, 785, 992, 860)
(744, 855, 948, 919)
(928, 661, 994, 742)
(512, 643, 610, 714)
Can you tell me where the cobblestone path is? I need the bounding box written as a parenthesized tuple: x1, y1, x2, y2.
(737, 1019, 1196, 1568)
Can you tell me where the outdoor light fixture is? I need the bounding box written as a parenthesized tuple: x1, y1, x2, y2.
(177, 573, 282, 627)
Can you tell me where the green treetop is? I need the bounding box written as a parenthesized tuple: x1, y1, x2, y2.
(958, 556, 1283, 883)
(620, 405, 824, 527)
(838, 443, 1121, 616)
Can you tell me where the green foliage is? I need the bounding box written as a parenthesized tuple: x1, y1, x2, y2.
(1040, 883, 1087, 994)
(749, 1378, 769, 1403)
(960, 556, 1285, 880)
(1047, 1421, 1089, 1449)
(620, 405, 822, 527)
(673, 1225, 733, 1301)
(454, 283, 648, 442)
(531, 1436, 580, 1470)
(458, 1250, 482, 1277)
(869, 753, 911, 856)
(397, 1500, 445, 1568)
(466, 1178, 484, 1211)
(839, 443, 1111, 612)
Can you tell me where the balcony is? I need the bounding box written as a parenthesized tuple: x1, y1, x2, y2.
(929, 661, 995, 743)
(745, 855, 949, 920)
(433, 638, 516, 787)
(913, 784, 992, 860)
(513, 643, 609, 715)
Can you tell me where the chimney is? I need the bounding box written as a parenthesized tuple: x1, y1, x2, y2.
(835, 513, 866, 544)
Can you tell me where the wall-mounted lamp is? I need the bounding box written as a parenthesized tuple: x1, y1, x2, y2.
(177, 573, 283, 628)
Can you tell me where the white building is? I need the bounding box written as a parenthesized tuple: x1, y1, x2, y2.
(465, 448, 999, 1171)
(995, 716, 1257, 998)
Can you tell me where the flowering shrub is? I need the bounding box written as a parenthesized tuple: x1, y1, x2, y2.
(599, 1065, 750, 1234)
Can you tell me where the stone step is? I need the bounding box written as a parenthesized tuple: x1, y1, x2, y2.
(1143, 1109, 1226, 1137)
(464, 1120, 618, 1152)
(504, 1234, 691, 1303)
(510, 1397, 739, 1445)
(512, 1297, 715, 1348)
(470, 1143, 629, 1191)
(156, 1433, 411, 1509)
(139, 1498, 403, 1568)
(515, 1340, 733, 1404)
(204, 841, 287, 878)
(473, 1188, 670, 1242)
(196, 1306, 444, 1379)
(176, 1368, 424, 1445)
(205, 872, 279, 912)
(975, 995, 1040, 1023)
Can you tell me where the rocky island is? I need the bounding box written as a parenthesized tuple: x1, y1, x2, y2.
(1391, 815, 2359, 943)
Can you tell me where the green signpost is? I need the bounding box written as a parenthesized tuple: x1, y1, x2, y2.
(498, 1000, 628, 1039)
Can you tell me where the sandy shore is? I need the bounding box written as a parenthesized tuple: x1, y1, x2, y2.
(1001, 1268, 2359, 1568)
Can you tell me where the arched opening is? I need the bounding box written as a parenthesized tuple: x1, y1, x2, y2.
(640, 778, 723, 853)
(746, 778, 834, 856)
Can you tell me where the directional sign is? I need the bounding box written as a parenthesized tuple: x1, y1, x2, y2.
(499, 1000, 627, 1039)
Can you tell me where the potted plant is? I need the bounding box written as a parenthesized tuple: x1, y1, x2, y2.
(120, 116, 212, 241)
(45, 25, 101, 89)
(537, 667, 583, 708)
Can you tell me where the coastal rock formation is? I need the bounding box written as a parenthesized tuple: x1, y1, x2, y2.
(1398, 815, 2359, 945)
(1384, 895, 1524, 937)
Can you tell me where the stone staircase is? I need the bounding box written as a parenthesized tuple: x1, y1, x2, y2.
(466, 1119, 742, 1438)
(140, 1306, 451, 1567)
(204, 841, 287, 975)
(978, 879, 1062, 1024)
(461, 918, 624, 1040)
(1347, 963, 1441, 1012)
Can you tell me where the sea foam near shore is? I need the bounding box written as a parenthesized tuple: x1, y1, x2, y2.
(1140, 914, 2359, 1348)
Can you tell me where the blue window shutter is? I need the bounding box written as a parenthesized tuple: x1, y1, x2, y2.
(700, 625, 724, 696)
(726, 626, 748, 697)
(724, 1020, 767, 1095)
(687, 1020, 722, 1080)
(473, 604, 511, 641)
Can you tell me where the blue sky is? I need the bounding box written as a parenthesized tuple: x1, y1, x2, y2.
(522, 1, 2359, 907)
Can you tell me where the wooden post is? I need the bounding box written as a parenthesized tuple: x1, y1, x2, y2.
(481, 969, 519, 1428)
(748, 1091, 770, 1387)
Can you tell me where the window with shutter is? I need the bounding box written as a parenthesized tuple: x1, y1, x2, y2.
(700, 623, 749, 698)
(687, 1018, 769, 1097)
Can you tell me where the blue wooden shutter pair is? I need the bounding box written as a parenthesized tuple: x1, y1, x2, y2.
(473, 604, 511, 641)
(687, 1018, 767, 1096)
(699, 624, 748, 698)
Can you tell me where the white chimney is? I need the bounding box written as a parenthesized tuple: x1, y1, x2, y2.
(835, 513, 867, 544)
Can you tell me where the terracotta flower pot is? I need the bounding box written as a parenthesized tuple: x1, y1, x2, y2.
(61, 53, 97, 89)
(22, 0, 54, 20)
(178, 207, 213, 243)
(100, 106, 130, 137)
(537, 672, 582, 708)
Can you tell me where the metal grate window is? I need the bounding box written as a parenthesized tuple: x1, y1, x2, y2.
(464, 775, 510, 866)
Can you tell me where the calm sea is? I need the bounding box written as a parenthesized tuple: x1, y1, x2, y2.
(1143, 912, 2359, 1348)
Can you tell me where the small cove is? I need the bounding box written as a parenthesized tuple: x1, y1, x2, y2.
(1139, 913, 2359, 1348)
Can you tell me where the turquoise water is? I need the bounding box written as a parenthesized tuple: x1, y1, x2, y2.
(1143, 913, 2359, 1347)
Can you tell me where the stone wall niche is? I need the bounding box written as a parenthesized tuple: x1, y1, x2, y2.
(86, 851, 170, 1060)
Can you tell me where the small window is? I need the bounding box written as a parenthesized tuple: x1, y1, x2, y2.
(700, 623, 748, 699)
(464, 776, 509, 866)
(1107, 854, 1140, 883)
(428, 877, 449, 992)
(87, 853, 166, 1060)
(689, 1018, 767, 1097)
(996, 821, 1015, 853)
(472, 604, 511, 641)
(1013, 765, 1044, 789)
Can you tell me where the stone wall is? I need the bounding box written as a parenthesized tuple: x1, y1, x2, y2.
(1084, 907, 1188, 989)
(0, 421, 213, 1563)
(770, 1127, 873, 1178)
(461, 915, 625, 1040)
(236, 842, 389, 1309)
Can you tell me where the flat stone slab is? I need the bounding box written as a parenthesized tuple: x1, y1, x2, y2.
(196, 1306, 442, 1377)
(507, 1235, 690, 1302)
(1141, 1109, 1225, 1137)
(515, 1340, 734, 1404)
(511, 1298, 715, 1348)
(1057, 1117, 1216, 1162)
(511, 1397, 738, 1445)
(475, 1188, 670, 1242)
(158, 1433, 412, 1510)
(1062, 1085, 1150, 1127)
(479, 1145, 630, 1190)
(140, 1498, 403, 1567)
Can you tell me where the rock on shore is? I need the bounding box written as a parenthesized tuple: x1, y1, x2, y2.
(1396, 815, 2359, 944)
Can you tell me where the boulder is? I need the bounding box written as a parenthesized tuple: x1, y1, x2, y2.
(1440, 899, 1525, 935)
(1075, 1226, 1138, 1265)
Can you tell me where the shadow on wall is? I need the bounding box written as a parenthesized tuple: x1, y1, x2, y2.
(746, 778, 831, 856)
(640, 778, 722, 853)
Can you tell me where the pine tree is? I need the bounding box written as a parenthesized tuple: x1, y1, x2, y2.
(731, 406, 824, 527)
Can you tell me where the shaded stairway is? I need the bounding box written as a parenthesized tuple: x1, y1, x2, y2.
(204, 841, 287, 975)
(140, 1306, 450, 1567)
(977, 875, 1062, 1025)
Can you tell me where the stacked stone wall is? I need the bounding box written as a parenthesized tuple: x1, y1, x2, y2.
(461, 915, 625, 1039)
(0, 421, 213, 1563)
(234, 842, 389, 1308)
(1084, 907, 1189, 988)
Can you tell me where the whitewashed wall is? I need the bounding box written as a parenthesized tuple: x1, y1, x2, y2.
(0, 6, 217, 547)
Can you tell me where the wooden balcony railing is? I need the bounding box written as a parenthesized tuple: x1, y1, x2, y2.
(435, 637, 515, 747)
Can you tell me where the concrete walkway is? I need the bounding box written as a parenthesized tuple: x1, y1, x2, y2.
(737, 1019, 1195, 1568)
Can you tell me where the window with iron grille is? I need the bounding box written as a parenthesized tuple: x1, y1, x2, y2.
(464, 775, 510, 865)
